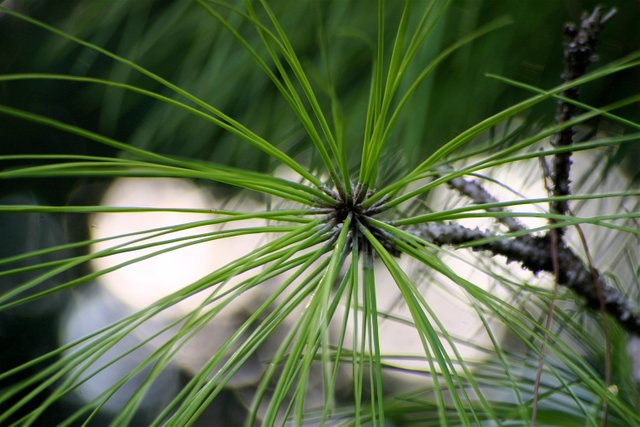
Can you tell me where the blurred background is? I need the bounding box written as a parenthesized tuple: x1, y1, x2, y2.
(1, 0, 639, 424)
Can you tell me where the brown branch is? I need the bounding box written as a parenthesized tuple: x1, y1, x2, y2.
(550, 7, 615, 229)
(411, 222, 640, 336)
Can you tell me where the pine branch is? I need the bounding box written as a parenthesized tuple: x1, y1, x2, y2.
(411, 222, 640, 335)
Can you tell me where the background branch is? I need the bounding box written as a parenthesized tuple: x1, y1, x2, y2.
(411, 222, 640, 335)
(437, 168, 527, 233)
(551, 6, 614, 225)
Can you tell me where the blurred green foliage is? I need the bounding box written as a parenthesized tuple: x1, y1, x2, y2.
(2, 0, 638, 185)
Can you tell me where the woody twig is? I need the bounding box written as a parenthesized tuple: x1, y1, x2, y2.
(550, 6, 615, 231)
